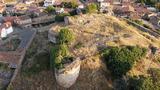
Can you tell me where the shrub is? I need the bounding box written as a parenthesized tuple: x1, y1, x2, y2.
(148, 68, 160, 89)
(128, 76, 154, 90)
(103, 46, 147, 78)
(51, 28, 75, 69)
(62, 1, 78, 8)
(128, 69, 160, 90)
(86, 3, 98, 13)
(55, 13, 70, 22)
(45, 6, 55, 13)
(134, 20, 144, 25)
(51, 44, 70, 69)
(58, 28, 75, 44)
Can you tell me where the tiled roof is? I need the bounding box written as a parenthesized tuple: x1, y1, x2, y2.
(54, 0, 82, 5)
(0, 22, 12, 34)
(17, 15, 31, 20)
(0, 51, 21, 66)
(0, 48, 25, 68)
(3, 16, 17, 24)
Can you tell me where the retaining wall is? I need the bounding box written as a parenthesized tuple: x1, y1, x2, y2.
(123, 18, 160, 37)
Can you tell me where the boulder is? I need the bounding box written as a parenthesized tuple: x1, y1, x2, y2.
(55, 58, 81, 88)
(64, 16, 74, 25)
(48, 28, 58, 43)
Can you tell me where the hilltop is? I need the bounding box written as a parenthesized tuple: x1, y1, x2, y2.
(9, 14, 160, 90)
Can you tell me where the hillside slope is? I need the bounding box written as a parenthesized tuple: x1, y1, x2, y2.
(9, 14, 160, 90)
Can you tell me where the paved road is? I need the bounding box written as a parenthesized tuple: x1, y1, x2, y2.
(14, 27, 36, 49)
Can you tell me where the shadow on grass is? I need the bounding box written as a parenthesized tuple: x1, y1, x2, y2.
(21, 52, 50, 77)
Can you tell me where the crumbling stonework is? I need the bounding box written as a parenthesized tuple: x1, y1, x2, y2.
(48, 26, 59, 43)
(55, 58, 81, 88)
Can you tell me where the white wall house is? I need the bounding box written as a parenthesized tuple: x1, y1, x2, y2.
(44, 0, 55, 7)
(24, 0, 34, 4)
(0, 22, 13, 38)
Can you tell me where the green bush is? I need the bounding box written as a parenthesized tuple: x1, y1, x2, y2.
(62, 1, 78, 8)
(51, 28, 75, 69)
(45, 6, 55, 13)
(128, 76, 154, 90)
(55, 13, 70, 22)
(103, 46, 147, 78)
(134, 20, 144, 25)
(86, 3, 98, 13)
(51, 44, 70, 69)
(148, 68, 160, 89)
(58, 28, 75, 44)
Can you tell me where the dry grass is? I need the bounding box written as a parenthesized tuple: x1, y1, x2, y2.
(51, 14, 160, 57)
(9, 14, 160, 90)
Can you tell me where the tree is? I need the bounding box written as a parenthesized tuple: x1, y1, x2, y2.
(127, 69, 160, 90)
(103, 46, 147, 78)
(128, 76, 154, 90)
(86, 3, 98, 13)
(58, 28, 75, 44)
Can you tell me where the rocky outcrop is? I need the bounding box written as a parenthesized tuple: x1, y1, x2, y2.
(55, 58, 81, 88)
(64, 16, 74, 25)
(48, 28, 58, 43)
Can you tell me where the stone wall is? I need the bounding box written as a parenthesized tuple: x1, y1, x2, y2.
(55, 58, 81, 88)
(123, 18, 160, 37)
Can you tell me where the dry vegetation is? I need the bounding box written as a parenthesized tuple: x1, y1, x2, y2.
(51, 14, 160, 57)
(8, 14, 160, 90)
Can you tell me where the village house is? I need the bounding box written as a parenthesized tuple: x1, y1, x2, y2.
(3, 16, 17, 25)
(44, 0, 55, 7)
(132, 4, 150, 20)
(113, 4, 135, 17)
(0, 3, 5, 14)
(97, 0, 113, 14)
(23, 0, 34, 5)
(0, 22, 13, 38)
(14, 15, 32, 28)
(149, 15, 160, 27)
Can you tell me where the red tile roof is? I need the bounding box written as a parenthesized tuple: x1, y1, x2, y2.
(0, 51, 21, 65)
(0, 48, 25, 68)
(3, 16, 17, 24)
(0, 22, 12, 35)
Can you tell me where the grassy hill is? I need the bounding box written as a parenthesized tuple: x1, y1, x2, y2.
(8, 14, 160, 90)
